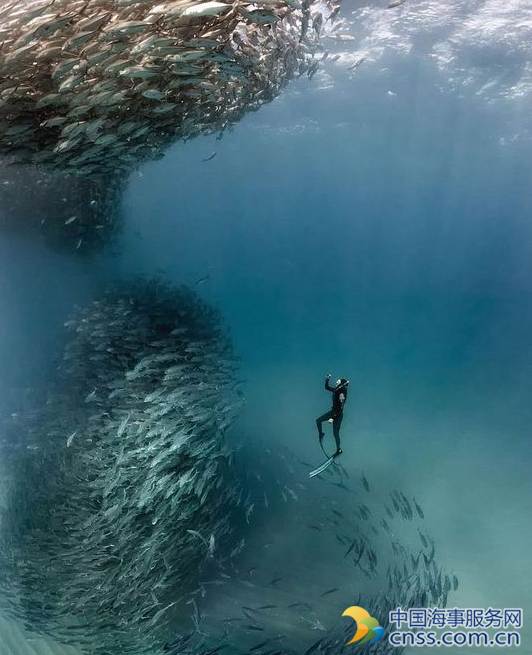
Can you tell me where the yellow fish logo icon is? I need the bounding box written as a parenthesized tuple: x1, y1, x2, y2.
(342, 606, 384, 646)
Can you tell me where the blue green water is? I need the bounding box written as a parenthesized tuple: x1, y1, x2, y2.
(119, 63, 532, 652)
(121, 54, 532, 653)
(1, 2, 532, 653)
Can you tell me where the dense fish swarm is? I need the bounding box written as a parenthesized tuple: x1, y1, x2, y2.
(0, 283, 458, 655)
(0, 0, 340, 177)
(0, 280, 247, 655)
(198, 442, 458, 655)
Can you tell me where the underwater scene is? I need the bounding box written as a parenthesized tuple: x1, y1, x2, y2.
(0, 1, 531, 654)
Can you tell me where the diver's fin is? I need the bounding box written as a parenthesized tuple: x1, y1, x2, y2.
(309, 457, 335, 478)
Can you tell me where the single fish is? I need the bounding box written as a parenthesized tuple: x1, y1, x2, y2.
(353, 542, 366, 566)
(186, 529, 209, 548)
(66, 431, 77, 447)
(194, 274, 210, 285)
(348, 56, 366, 71)
(344, 539, 357, 558)
(413, 497, 425, 519)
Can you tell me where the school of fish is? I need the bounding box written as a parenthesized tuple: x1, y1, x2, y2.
(0, 280, 248, 655)
(202, 442, 458, 655)
(0, 3, 459, 650)
(0, 0, 340, 177)
(0, 275, 458, 655)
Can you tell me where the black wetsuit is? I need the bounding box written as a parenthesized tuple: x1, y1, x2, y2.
(316, 378, 348, 452)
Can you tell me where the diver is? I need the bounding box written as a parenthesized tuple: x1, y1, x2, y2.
(316, 374, 349, 458)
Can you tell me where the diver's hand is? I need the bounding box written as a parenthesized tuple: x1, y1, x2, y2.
(326, 373, 331, 379)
